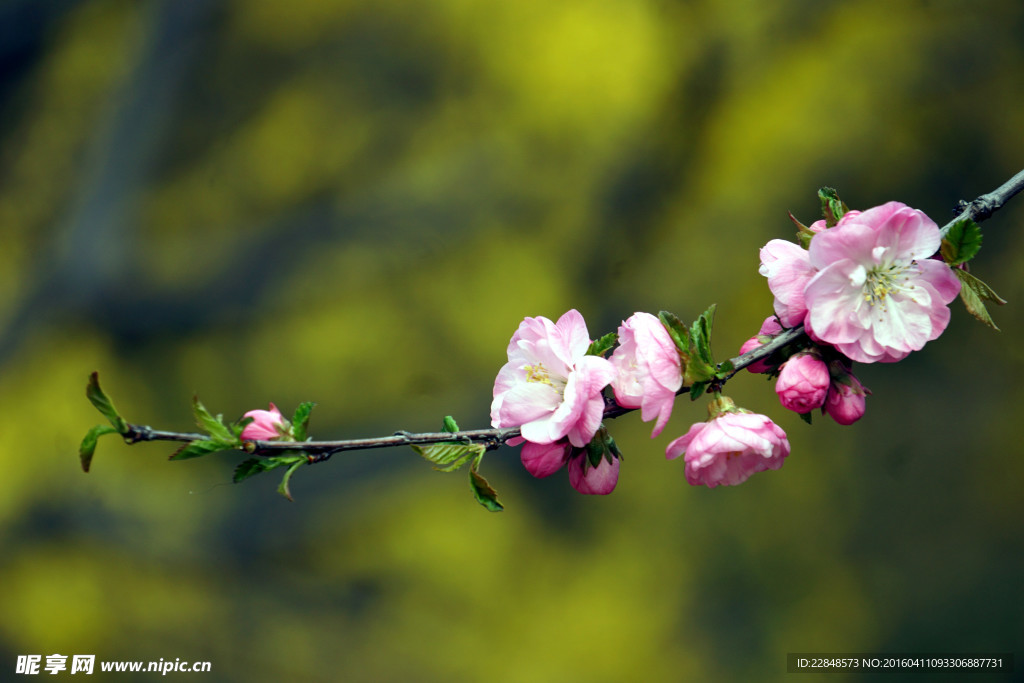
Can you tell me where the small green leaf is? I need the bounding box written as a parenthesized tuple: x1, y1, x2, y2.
(940, 218, 983, 266)
(689, 380, 709, 400)
(231, 416, 254, 438)
(469, 466, 503, 512)
(818, 187, 848, 227)
(192, 396, 233, 442)
(277, 460, 306, 502)
(799, 412, 813, 425)
(86, 372, 128, 434)
(586, 332, 618, 358)
(658, 311, 690, 355)
(689, 304, 717, 366)
(291, 402, 316, 442)
(442, 416, 460, 433)
(234, 455, 306, 483)
(79, 424, 117, 472)
(714, 360, 735, 379)
(170, 439, 235, 461)
(955, 269, 1006, 330)
(411, 442, 485, 472)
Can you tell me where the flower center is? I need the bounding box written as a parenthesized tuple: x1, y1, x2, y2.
(524, 363, 554, 386)
(863, 261, 916, 308)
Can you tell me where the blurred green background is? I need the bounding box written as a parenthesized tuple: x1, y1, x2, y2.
(1, 0, 1022, 680)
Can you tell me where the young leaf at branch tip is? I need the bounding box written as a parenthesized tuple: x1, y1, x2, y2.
(86, 372, 128, 434)
(290, 402, 316, 442)
(277, 460, 306, 502)
(170, 438, 237, 461)
(954, 269, 1006, 330)
(469, 463, 503, 512)
(658, 310, 690, 355)
(940, 218, 983, 266)
(192, 396, 234, 443)
(79, 424, 118, 472)
(442, 415, 460, 433)
(818, 187, 848, 227)
(586, 332, 618, 358)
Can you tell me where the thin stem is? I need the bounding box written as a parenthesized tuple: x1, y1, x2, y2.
(118, 169, 1023, 464)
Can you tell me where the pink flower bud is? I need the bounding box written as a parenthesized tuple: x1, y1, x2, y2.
(520, 440, 571, 478)
(824, 372, 868, 425)
(666, 410, 789, 488)
(738, 316, 784, 373)
(775, 353, 829, 413)
(567, 452, 620, 495)
(240, 403, 287, 441)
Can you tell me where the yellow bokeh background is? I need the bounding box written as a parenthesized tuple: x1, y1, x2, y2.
(0, 0, 1022, 680)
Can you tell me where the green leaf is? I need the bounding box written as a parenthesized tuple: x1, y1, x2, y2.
(233, 455, 306, 483)
(689, 380, 709, 400)
(657, 311, 690, 355)
(170, 438, 236, 461)
(955, 269, 1006, 330)
(277, 460, 305, 502)
(689, 304, 717, 366)
(86, 372, 128, 434)
(469, 466, 503, 512)
(79, 424, 117, 472)
(586, 332, 618, 358)
(231, 416, 254, 438)
(940, 218, 983, 266)
(192, 396, 233, 442)
(291, 402, 316, 442)
(442, 415, 460, 433)
(411, 442, 485, 473)
(817, 187, 848, 227)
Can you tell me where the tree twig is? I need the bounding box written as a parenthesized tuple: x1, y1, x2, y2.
(114, 168, 1024, 463)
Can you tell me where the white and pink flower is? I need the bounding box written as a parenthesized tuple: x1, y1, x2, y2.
(491, 310, 616, 447)
(609, 312, 683, 437)
(666, 400, 790, 488)
(804, 202, 961, 363)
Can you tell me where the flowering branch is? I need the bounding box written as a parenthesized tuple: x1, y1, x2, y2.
(80, 170, 1021, 509)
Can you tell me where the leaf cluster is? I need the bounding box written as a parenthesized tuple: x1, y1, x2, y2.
(411, 417, 503, 512)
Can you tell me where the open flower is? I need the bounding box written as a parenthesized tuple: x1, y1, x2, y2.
(610, 312, 682, 437)
(491, 310, 616, 447)
(759, 239, 816, 328)
(775, 352, 830, 414)
(803, 202, 961, 363)
(666, 398, 790, 488)
(240, 403, 288, 441)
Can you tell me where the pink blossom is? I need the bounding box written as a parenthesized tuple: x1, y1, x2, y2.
(775, 352, 830, 413)
(610, 312, 682, 437)
(240, 403, 287, 441)
(824, 371, 868, 425)
(520, 440, 571, 478)
(804, 202, 961, 363)
(568, 452, 620, 495)
(738, 316, 784, 373)
(666, 409, 790, 488)
(491, 310, 617, 447)
(759, 239, 816, 328)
